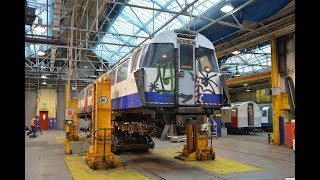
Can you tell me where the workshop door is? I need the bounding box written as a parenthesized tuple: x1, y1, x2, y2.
(39, 111, 49, 130)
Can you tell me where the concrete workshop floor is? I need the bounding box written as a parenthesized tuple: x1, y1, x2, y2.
(25, 129, 295, 180)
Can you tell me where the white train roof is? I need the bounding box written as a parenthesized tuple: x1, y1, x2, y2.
(144, 30, 215, 50)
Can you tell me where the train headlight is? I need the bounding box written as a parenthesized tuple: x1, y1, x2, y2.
(204, 66, 211, 73)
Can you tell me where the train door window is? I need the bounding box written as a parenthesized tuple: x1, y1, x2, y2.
(180, 44, 193, 70)
(116, 60, 129, 83)
(262, 110, 267, 117)
(141, 43, 174, 69)
(131, 48, 143, 73)
(197, 47, 219, 72)
(109, 70, 116, 85)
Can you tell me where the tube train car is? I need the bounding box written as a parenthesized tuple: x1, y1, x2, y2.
(258, 103, 273, 132)
(221, 101, 262, 134)
(78, 29, 230, 151)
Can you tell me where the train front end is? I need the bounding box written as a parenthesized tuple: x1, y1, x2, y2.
(135, 30, 229, 117)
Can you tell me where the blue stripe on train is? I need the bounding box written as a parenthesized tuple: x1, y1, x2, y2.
(111, 92, 223, 110)
(111, 93, 141, 110)
(145, 92, 174, 103)
(261, 123, 273, 127)
(199, 94, 223, 104)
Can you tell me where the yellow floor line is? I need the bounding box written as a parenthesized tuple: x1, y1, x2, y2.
(65, 155, 148, 180)
(55, 136, 65, 144)
(151, 148, 264, 174)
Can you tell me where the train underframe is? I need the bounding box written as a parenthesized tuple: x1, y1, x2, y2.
(80, 105, 219, 153)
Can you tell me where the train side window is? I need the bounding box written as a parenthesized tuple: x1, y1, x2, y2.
(131, 48, 142, 73)
(88, 84, 92, 96)
(262, 110, 267, 117)
(80, 90, 84, 100)
(109, 70, 116, 85)
(116, 61, 129, 83)
(197, 47, 219, 72)
(141, 43, 174, 69)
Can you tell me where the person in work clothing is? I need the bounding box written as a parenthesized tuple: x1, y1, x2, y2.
(27, 115, 39, 137)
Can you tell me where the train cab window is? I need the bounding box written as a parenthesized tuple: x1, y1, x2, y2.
(131, 48, 142, 73)
(116, 61, 129, 83)
(141, 43, 174, 69)
(109, 70, 116, 85)
(197, 47, 219, 72)
(262, 110, 267, 117)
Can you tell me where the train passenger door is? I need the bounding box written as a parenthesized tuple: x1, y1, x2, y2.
(177, 43, 196, 105)
(248, 103, 254, 126)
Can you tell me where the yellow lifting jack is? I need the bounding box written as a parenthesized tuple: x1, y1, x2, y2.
(85, 77, 121, 169)
(175, 115, 215, 161)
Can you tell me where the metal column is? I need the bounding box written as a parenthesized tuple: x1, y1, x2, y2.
(271, 37, 281, 145)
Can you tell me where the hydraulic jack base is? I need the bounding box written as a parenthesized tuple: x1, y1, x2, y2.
(85, 145, 121, 170)
(174, 124, 215, 161)
(174, 146, 215, 161)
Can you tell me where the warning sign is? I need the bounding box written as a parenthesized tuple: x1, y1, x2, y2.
(99, 96, 108, 104)
(65, 108, 74, 120)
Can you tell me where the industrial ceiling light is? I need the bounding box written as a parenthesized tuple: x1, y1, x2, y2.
(37, 45, 45, 56)
(41, 75, 47, 79)
(232, 48, 240, 55)
(246, 89, 250, 92)
(220, 0, 234, 13)
(34, 18, 46, 34)
(42, 81, 47, 85)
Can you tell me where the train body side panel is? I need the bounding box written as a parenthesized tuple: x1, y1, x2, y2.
(111, 73, 140, 110)
(143, 68, 175, 105)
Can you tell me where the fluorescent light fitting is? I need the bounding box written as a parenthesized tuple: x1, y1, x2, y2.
(37, 51, 45, 56)
(34, 18, 46, 34)
(220, 1, 234, 13)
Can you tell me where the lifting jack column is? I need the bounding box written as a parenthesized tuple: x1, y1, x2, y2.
(85, 77, 121, 169)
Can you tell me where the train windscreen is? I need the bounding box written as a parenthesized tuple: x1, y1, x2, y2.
(197, 47, 219, 72)
(141, 43, 174, 69)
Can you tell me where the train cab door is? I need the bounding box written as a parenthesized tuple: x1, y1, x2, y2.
(248, 103, 254, 126)
(176, 43, 196, 105)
